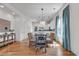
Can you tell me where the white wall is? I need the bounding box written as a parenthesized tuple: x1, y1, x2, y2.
(70, 4, 79, 55)
(13, 16, 32, 41)
(19, 18, 32, 41)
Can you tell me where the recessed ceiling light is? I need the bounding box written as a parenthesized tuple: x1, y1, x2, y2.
(0, 5, 4, 8)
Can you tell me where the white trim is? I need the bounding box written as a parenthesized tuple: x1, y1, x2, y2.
(71, 48, 79, 56)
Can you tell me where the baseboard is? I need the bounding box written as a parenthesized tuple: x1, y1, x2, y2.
(71, 48, 79, 56)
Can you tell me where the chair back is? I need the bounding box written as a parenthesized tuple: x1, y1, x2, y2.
(28, 33, 33, 40)
(50, 33, 54, 44)
(35, 34, 46, 48)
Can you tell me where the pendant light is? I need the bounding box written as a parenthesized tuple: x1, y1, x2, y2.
(40, 8, 45, 25)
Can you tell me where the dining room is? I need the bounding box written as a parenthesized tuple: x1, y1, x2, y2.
(0, 3, 76, 56)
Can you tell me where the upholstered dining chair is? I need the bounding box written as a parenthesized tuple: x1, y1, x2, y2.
(50, 33, 55, 44)
(35, 34, 47, 53)
(28, 33, 35, 48)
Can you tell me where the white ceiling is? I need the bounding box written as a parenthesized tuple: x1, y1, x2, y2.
(3, 3, 63, 22)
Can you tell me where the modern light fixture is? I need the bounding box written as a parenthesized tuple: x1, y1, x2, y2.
(40, 8, 45, 25)
(40, 21, 45, 25)
(41, 8, 44, 20)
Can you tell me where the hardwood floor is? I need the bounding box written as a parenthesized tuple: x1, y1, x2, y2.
(0, 42, 75, 56)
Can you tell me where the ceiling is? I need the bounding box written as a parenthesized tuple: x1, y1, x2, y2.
(3, 3, 63, 22)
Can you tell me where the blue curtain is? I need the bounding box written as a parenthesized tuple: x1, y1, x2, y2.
(63, 5, 71, 51)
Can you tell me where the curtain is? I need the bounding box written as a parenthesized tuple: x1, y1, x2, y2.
(63, 5, 71, 51)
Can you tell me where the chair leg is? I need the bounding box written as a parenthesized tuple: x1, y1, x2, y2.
(45, 48, 47, 53)
(36, 48, 39, 54)
(29, 44, 30, 47)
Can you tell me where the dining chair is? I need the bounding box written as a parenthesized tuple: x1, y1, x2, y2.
(50, 33, 54, 44)
(35, 34, 47, 53)
(28, 33, 35, 48)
